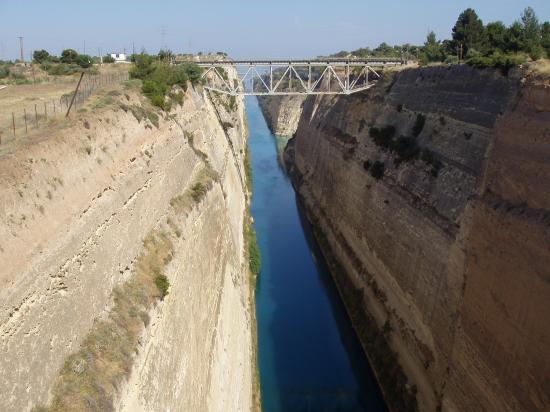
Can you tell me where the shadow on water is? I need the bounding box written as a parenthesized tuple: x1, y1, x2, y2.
(248, 96, 386, 412)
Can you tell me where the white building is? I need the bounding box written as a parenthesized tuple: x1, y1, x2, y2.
(110, 53, 129, 63)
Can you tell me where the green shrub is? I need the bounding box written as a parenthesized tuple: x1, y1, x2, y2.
(369, 126, 396, 148)
(467, 52, 527, 75)
(42, 62, 80, 76)
(421, 149, 443, 177)
(370, 161, 385, 180)
(393, 136, 420, 165)
(154, 275, 170, 299)
(169, 90, 184, 106)
(33, 49, 50, 63)
(190, 182, 207, 202)
(246, 223, 261, 276)
(60, 49, 78, 64)
(244, 146, 253, 191)
(146, 110, 159, 127)
(103, 55, 115, 63)
(149, 92, 167, 109)
(0, 66, 9, 79)
(130, 54, 202, 110)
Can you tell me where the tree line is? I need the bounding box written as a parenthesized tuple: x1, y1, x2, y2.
(422, 7, 549, 69)
(332, 7, 549, 71)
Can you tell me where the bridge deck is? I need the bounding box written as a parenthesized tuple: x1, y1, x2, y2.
(195, 58, 405, 66)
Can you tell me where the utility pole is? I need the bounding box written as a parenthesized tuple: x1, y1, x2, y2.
(18, 36, 24, 64)
(83, 40, 86, 55)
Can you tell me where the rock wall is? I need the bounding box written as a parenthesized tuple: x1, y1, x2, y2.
(0, 79, 255, 411)
(257, 95, 305, 136)
(284, 65, 550, 411)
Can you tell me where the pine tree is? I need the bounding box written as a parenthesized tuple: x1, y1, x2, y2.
(486, 21, 507, 52)
(541, 22, 550, 57)
(521, 7, 543, 59)
(452, 8, 487, 56)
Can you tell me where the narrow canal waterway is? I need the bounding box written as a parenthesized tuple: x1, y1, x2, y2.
(247, 96, 387, 412)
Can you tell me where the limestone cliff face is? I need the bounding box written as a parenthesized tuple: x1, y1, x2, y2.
(284, 65, 550, 411)
(257, 95, 305, 136)
(0, 79, 255, 411)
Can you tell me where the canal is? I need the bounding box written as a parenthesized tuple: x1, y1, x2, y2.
(246, 96, 387, 412)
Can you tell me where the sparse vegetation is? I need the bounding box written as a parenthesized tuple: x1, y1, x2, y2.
(369, 125, 396, 149)
(369, 161, 385, 180)
(368, 119, 443, 176)
(129, 53, 203, 110)
(190, 182, 207, 202)
(169, 167, 217, 214)
(34, 231, 174, 412)
(154, 275, 170, 299)
(245, 220, 261, 277)
(244, 146, 253, 192)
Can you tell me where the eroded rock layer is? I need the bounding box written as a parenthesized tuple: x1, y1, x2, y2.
(283, 65, 549, 411)
(0, 80, 255, 411)
(258, 95, 305, 136)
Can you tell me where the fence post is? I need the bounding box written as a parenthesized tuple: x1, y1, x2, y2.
(53, 101, 56, 117)
(35, 104, 38, 127)
(24, 108, 28, 134)
(66, 72, 85, 117)
(44, 102, 47, 120)
(12, 112, 16, 138)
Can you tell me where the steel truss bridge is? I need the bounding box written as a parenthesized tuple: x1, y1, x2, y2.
(193, 58, 405, 96)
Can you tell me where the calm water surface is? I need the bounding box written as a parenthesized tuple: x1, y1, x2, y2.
(247, 96, 387, 412)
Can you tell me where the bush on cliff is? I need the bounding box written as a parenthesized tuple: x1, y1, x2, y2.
(369, 161, 385, 180)
(369, 126, 396, 149)
(154, 275, 170, 299)
(466, 51, 527, 74)
(129, 53, 204, 110)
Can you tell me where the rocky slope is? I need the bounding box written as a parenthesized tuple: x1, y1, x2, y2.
(257, 95, 305, 136)
(0, 78, 256, 411)
(282, 65, 549, 411)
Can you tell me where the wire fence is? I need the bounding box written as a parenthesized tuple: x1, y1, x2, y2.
(0, 71, 129, 145)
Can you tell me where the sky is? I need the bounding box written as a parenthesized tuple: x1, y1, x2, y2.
(1, 0, 549, 60)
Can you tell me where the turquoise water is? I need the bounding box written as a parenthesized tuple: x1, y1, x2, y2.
(247, 96, 387, 412)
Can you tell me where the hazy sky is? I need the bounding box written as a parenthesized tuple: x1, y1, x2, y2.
(1, 0, 549, 60)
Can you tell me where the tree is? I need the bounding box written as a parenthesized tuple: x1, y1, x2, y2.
(542, 22, 550, 57)
(158, 49, 173, 62)
(351, 47, 372, 58)
(75, 54, 92, 68)
(486, 21, 507, 52)
(521, 7, 543, 59)
(33, 49, 50, 63)
(103, 54, 115, 63)
(452, 8, 487, 56)
(504, 21, 524, 53)
(422, 31, 444, 63)
(373, 43, 394, 56)
(60, 49, 78, 64)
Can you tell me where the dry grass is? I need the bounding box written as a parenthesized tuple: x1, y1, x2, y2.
(527, 59, 550, 78)
(34, 157, 220, 411)
(170, 167, 218, 214)
(34, 231, 174, 412)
